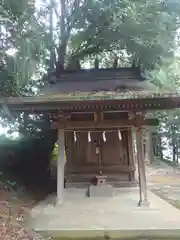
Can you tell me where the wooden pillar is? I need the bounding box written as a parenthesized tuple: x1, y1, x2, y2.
(128, 128, 135, 181)
(136, 127, 149, 207)
(57, 129, 65, 205)
(145, 127, 154, 165)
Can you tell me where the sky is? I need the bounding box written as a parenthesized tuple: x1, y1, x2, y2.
(35, 0, 43, 9)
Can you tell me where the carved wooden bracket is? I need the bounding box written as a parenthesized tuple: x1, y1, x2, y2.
(94, 111, 104, 122)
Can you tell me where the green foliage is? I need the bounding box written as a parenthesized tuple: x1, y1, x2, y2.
(147, 56, 180, 162)
(0, 0, 46, 96)
(146, 58, 180, 90)
(0, 172, 18, 192)
(0, 0, 180, 96)
(35, 0, 180, 70)
(0, 59, 19, 97)
(51, 142, 58, 161)
(68, 0, 179, 68)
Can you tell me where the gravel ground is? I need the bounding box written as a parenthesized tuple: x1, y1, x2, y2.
(0, 176, 52, 240)
(147, 161, 180, 210)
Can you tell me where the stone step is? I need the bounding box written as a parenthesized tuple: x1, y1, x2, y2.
(66, 180, 137, 188)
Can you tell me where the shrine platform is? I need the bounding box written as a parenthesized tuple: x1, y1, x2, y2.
(27, 188, 180, 239)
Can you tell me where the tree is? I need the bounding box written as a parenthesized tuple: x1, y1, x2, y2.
(146, 57, 180, 90)
(147, 57, 180, 163)
(0, 0, 46, 96)
(1, 0, 180, 94)
(35, 0, 180, 74)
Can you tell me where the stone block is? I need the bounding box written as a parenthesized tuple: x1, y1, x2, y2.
(87, 184, 114, 197)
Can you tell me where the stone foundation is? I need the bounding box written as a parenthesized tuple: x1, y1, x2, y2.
(87, 184, 114, 197)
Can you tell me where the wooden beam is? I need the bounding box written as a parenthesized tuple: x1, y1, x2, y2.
(62, 120, 135, 129)
(5, 96, 180, 112)
(94, 110, 104, 122)
(128, 128, 135, 181)
(94, 111, 98, 122)
(68, 165, 135, 173)
(57, 118, 159, 130)
(100, 111, 104, 120)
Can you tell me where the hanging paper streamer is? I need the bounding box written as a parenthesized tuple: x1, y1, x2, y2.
(118, 130, 122, 140)
(103, 131, 106, 142)
(74, 131, 77, 142)
(88, 131, 91, 142)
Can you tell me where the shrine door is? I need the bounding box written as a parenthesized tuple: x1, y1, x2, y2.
(65, 130, 130, 177)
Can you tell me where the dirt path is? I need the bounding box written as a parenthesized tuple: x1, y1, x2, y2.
(147, 160, 180, 210)
(0, 178, 51, 239)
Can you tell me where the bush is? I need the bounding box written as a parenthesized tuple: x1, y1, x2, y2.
(51, 142, 58, 161)
(51, 142, 67, 162)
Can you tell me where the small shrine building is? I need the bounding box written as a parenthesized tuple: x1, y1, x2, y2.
(1, 66, 180, 206)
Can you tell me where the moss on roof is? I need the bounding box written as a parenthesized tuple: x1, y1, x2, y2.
(0, 90, 179, 105)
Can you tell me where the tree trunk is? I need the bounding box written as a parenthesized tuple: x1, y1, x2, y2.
(158, 134, 163, 160)
(152, 132, 163, 160)
(58, 0, 67, 67)
(171, 124, 176, 163)
(49, 0, 56, 69)
(172, 146, 176, 163)
(176, 153, 179, 164)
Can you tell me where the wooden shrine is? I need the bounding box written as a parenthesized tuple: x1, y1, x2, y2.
(42, 66, 158, 189)
(1, 64, 180, 206)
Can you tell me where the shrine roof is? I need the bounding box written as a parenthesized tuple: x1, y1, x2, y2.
(0, 67, 180, 111)
(42, 67, 152, 94)
(0, 90, 180, 107)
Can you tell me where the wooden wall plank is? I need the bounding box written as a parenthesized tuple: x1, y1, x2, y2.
(57, 118, 159, 129)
